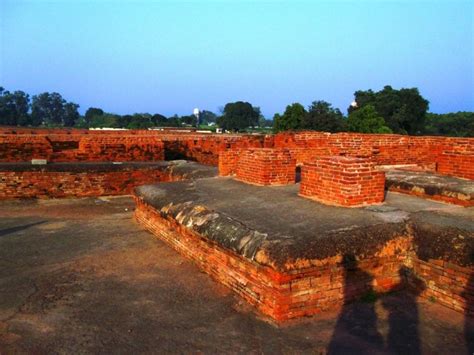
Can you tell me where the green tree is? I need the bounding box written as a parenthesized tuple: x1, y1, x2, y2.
(85, 107, 104, 125)
(347, 105, 392, 133)
(180, 114, 197, 126)
(63, 102, 80, 127)
(31, 92, 66, 126)
(89, 113, 120, 128)
(303, 100, 346, 132)
(217, 101, 259, 131)
(167, 114, 181, 127)
(151, 113, 168, 126)
(200, 110, 217, 125)
(424, 112, 474, 137)
(350, 85, 429, 134)
(273, 103, 306, 132)
(0, 88, 31, 126)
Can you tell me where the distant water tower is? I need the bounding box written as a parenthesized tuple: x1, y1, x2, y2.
(193, 108, 200, 127)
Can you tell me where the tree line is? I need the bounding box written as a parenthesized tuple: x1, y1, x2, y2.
(0, 85, 472, 137)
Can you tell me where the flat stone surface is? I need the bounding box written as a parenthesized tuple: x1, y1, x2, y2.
(386, 170, 474, 200)
(0, 160, 218, 177)
(135, 178, 474, 269)
(0, 197, 472, 353)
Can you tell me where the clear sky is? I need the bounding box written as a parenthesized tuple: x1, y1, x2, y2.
(1, 0, 473, 117)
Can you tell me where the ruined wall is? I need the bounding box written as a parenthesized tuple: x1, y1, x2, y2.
(1, 128, 473, 179)
(0, 129, 270, 165)
(299, 156, 386, 207)
(134, 197, 410, 322)
(0, 165, 185, 199)
(273, 132, 473, 179)
(235, 148, 295, 186)
(0, 133, 165, 162)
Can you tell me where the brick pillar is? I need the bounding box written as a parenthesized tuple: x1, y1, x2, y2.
(235, 148, 296, 186)
(218, 149, 240, 176)
(299, 156, 385, 207)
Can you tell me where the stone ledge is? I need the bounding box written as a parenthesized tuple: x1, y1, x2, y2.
(386, 170, 474, 207)
(133, 178, 474, 321)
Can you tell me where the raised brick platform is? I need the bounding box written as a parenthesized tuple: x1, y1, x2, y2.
(235, 148, 296, 186)
(385, 170, 474, 207)
(299, 156, 386, 207)
(133, 178, 474, 322)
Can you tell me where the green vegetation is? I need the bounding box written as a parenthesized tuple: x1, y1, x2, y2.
(349, 85, 429, 135)
(216, 101, 260, 131)
(347, 105, 392, 134)
(303, 100, 346, 133)
(0, 85, 472, 137)
(424, 112, 474, 137)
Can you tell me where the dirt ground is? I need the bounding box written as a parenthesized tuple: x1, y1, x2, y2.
(0, 197, 472, 354)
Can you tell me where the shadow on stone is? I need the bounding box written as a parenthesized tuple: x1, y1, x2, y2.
(327, 254, 384, 354)
(0, 220, 47, 238)
(382, 265, 424, 354)
(465, 271, 474, 354)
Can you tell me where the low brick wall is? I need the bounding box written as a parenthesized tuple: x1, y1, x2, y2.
(235, 148, 296, 186)
(0, 170, 169, 199)
(134, 197, 410, 322)
(299, 156, 386, 207)
(411, 258, 473, 314)
(1, 129, 473, 180)
(0, 162, 213, 199)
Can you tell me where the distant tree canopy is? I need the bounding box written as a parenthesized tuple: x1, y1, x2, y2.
(84, 107, 104, 124)
(273, 103, 306, 133)
(0, 87, 30, 126)
(303, 100, 346, 132)
(273, 100, 345, 133)
(217, 101, 260, 131)
(424, 112, 474, 137)
(0, 86, 472, 137)
(30, 92, 80, 127)
(349, 85, 429, 135)
(347, 105, 392, 133)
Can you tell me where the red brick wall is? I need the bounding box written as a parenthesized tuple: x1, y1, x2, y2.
(299, 156, 386, 207)
(218, 149, 241, 176)
(437, 139, 474, 180)
(273, 131, 473, 180)
(411, 258, 473, 315)
(0, 168, 185, 199)
(0, 134, 165, 162)
(134, 198, 410, 322)
(235, 148, 296, 186)
(1, 129, 472, 179)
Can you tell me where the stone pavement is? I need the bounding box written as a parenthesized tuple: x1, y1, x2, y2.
(0, 197, 472, 353)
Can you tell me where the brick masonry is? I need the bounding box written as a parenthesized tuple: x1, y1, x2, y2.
(0, 165, 192, 199)
(134, 197, 474, 321)
(235, 148, 296, 186)
(134, 197, 410, 322)
(1, 128, 473, 179)
(299, 156, 386, 207)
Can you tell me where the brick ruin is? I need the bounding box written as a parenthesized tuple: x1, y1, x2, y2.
(0, 127, 473, 322)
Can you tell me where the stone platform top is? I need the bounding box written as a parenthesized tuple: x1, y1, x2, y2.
(0, 160, 218, 176)
(386, 170, 474, 200)
(135, 177, 474, 271)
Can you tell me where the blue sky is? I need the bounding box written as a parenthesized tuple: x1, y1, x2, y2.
(1, 0, 472, 117)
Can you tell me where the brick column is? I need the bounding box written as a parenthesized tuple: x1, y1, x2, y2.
(235, 148, 296, 186)
(299, 156, 385, 207)
(218, 149, 240, 176)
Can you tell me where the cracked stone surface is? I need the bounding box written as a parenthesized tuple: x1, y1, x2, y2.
(0, 197, 472, 353)
(386, 170, 474, 202)
(135, 178, 474, 270)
